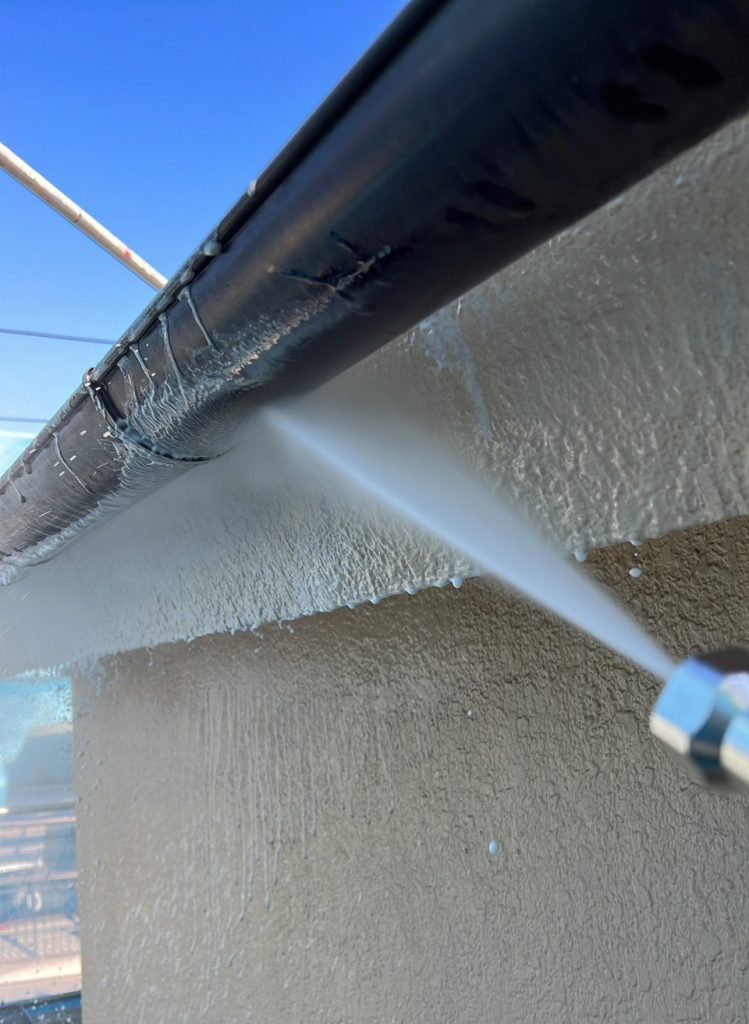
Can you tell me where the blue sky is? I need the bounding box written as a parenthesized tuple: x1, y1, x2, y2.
(0, 0, 404, 472)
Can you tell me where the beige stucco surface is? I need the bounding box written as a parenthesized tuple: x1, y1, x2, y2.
(75, 513, 749, 1023)
(4, 115, 749, 674)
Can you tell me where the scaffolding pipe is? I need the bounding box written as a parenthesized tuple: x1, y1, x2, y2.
(0, 143, 166, 291)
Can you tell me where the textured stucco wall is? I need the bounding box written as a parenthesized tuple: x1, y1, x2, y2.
(75, 513, 749, 1023)
(4, 115, 749, 674)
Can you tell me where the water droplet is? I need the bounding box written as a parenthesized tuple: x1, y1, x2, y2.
(488, 839, 501, 856)
(629, 566, 642, 579)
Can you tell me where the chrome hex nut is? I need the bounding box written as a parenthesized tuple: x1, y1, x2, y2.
(721, 711, 749, 790)
(650, 649, 749, 787)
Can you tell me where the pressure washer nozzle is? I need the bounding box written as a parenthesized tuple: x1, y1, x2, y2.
(650, 648, 749, 790)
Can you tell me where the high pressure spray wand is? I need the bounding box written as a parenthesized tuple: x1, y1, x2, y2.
(651, 651, 749, 792)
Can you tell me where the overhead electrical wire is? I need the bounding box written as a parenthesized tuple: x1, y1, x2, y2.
(0, 416, 48, 425)
(0, 327, 113, 347)
(0, 328, 111, 428)
(0, 328, 112, 430)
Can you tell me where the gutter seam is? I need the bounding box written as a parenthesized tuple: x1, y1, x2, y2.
(83, 370, 208, 464)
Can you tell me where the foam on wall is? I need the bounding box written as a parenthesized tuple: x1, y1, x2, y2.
(4, 116, 749, 672)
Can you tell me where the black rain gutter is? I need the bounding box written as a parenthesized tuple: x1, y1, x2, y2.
(3, 0, 749, 582)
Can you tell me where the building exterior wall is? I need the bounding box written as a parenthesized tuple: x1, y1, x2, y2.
(7, 116, 749, 676)
(75, 514, 749, 1022)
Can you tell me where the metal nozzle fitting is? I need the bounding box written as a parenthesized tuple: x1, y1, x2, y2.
(650, 648, 749, 790)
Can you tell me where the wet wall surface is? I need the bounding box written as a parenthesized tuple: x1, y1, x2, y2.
(75, 514, 749, 1022)
(5, 115, 749, 673)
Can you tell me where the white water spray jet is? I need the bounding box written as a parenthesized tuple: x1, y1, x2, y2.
(267, 404, 674, 680)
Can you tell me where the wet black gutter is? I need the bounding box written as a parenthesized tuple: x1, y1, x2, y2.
(3, 0, 749, 580)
